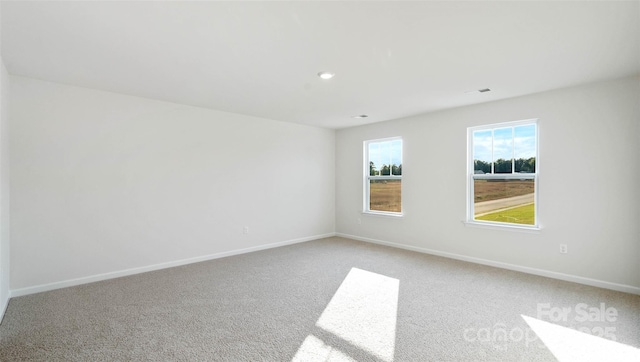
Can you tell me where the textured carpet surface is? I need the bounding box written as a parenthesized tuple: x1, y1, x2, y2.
(0, 236, 638, 361)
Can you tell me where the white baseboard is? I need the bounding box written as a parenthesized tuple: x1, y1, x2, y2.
(336, 233, 640, 295)
(0, 295, 8, 324)
(11, 232, 638, 298)
(10, 233, 336, 298)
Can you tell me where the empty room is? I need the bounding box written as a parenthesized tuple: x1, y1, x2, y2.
(0, 1, 638, 361)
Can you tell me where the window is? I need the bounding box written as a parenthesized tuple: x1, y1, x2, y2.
(467, 120, 538, 228)
(364, 137, 402, 215)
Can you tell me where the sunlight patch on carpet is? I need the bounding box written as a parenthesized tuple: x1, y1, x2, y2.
(292, 334, 356, 362)
(522, 315, 640, 362)
(292, 268, 399, 362)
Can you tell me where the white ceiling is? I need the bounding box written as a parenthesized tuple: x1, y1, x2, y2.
(2, 1, 639, 129)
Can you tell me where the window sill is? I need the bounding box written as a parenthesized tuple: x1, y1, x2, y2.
(363, 211, 404, 218)
(462, 220, 541, 234)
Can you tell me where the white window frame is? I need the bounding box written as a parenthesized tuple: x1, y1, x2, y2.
(364, 137, 403, 216)
(466, 119, 539, 230)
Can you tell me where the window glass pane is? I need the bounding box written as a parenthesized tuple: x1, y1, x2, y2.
(473, 130, 492, 174)
(370, 140, 402, 177)
(390, 140, 402, 175)
(514, 125, 536, 173)
(379, 141, 392, 175)
(366, 138, 402, 214)
(370, 179, 402, 212)
(473, 178, 535, 225)
(493, 127, 513, 173)
(369, 143, 381, 176)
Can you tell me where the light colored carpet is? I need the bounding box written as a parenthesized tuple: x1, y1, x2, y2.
(0, 236, 638, 361)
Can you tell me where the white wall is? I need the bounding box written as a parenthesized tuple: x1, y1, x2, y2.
(0, 60, 9, 317)
(336, 76, 640, 292)
(7, 74, 639, 297)
(10, 76, 335, 293)
(0, 0, 11, 319)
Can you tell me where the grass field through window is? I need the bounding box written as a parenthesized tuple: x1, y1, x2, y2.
(369, 180, 401, 212)
(475, 203, 535, 225)
(367, 179, 535, 223)
(473, 179, 535, 225)
(474, 179, 534, 202)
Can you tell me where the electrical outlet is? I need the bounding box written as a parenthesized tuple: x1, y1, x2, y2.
(243, 226, 249, 235)
(559, 244, 568, 254)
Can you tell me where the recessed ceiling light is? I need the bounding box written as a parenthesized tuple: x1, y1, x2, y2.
(317, 71, 335, 80)
(465, 88, 491, 94)
(353, 115, 369, 119)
